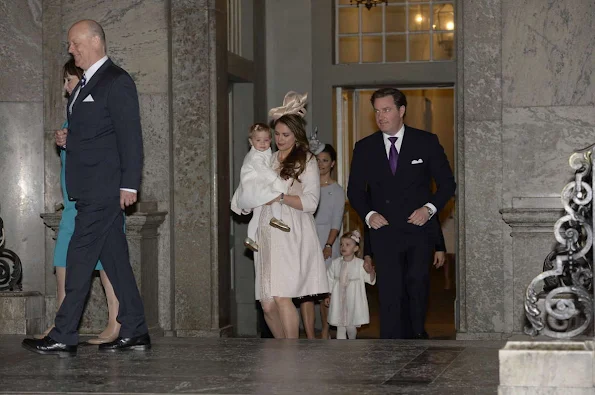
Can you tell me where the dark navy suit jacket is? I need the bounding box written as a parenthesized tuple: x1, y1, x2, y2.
(65, 59, 143, 201)
(348, 127, 456, 251)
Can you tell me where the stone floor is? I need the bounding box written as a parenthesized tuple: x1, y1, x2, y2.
(0, 335, 503, 394)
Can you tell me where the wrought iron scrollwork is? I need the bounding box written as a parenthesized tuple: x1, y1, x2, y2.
(524, 144, 595, 338)
(0, 216, 23, 291)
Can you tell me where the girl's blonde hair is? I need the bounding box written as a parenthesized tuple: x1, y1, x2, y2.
(249, 123, 272, 139)
(340, 230, 362, 258)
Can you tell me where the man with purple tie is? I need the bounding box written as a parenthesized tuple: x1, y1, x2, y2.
(347, 88, 456, 339)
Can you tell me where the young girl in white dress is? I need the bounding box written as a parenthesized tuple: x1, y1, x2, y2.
(325, 230, 376, 339)
(231, 123, 290, 251)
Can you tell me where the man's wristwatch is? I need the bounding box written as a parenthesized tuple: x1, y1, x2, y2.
(279, 193, 284, 204)
(325, 243, 332, 249)
(426, 206, 435, 217)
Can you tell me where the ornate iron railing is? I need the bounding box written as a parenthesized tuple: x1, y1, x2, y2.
(524, 144, 595, 338)
(0, 216, 23, 291)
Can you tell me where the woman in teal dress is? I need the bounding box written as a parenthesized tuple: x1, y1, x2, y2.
(38, 58, 121, 344)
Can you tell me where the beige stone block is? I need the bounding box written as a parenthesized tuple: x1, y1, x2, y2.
(62, 0, 168, 94)
(502, 106, 595, 205)
(0, 291, 43, 335)
(503, 0, 595, 107)
(0, 0, 42, 102)
(499, 341, 594, 389)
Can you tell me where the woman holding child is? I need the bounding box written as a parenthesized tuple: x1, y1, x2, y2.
(254, 92, 328, 338)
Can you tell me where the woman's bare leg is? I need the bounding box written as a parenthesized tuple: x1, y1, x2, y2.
(55, 267, 66, 310)
(300, 300, 316, 339)
(38, 267, 66, 338)
(274, 297, 299, 339)
(320, 302, 330, 339)
(98, 270, 121, 339)
(261, 299, 286, 338)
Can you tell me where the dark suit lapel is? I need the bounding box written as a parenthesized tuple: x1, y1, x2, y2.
(71, 59, 112, 114)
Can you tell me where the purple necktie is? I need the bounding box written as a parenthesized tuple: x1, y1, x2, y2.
(388, 136, 399, 175)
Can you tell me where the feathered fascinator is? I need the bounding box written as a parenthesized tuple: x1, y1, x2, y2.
(350, 230, 361, 244)
(268, 91, 308, 121)
(308, 127, 325, 155)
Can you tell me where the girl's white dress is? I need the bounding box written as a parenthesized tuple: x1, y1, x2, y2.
(254, 152, 329, 300)
(327, 256, 376, 327)
(231, 147, 287, 212)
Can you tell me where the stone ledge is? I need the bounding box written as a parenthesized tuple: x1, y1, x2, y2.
(40, 211, 168, 237)
(0, 291, 44, 335)
(501, 207, 564, 234)
(498, 341, 595, 393)
(175, 325, 233, 338)
(457, 331, 514, 341)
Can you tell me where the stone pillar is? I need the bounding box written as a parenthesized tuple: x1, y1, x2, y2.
(501, 202, 563, 333)
(125, 209, 168, 333)
(170, 0, 231, 337)
(457, 0, 505, 339)
(40, 209, 166, 334)
(0, 0, 45, 295)
(0, 291, 43, 335)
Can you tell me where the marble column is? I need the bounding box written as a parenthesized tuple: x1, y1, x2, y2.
(170, 0, 231, 337)
(40, 209, 167, 334)
(501, 203, 564, 332)
(500, 0, 595, 335)
(457, 0, 505, 339)
(59, 0, 172, 333)
(0, 0, 44, 295)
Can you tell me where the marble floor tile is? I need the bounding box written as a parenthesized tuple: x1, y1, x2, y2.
(0, 336, 503, 394)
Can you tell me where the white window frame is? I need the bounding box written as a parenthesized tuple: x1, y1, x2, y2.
(335, 0, 455, 64)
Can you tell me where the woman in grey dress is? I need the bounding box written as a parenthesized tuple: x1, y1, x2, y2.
(300, 144, 345, 339)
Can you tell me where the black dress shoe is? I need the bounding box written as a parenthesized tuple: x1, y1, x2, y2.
(412, 332, 430, 340)
(22, 336, 77, 356)
(98, 333, 151, 352)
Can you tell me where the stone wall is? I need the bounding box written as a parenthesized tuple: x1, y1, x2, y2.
(0, 0, 44, 295)
(0, 0, 231, 336)
(459, 0, 595, 338)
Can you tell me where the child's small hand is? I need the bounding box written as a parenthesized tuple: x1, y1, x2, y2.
(363, 259, 374, 274)
(324, 296, 330, 307)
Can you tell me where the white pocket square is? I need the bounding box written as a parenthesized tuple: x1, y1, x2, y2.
(82, 95, 94, 102)
(411, 159, 424, 164)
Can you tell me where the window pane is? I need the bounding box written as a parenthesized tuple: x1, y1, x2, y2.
(361, 6, 382, 33)
(433, 3, 455, 31)
(386, 5, 406, 32)
(339, 36, 360, 63)
(339, 7, 359, 34)
(409, 33, 430, 61)
(386, 35, 406, 62)
(362, 35, 383, 62)
(433, 32, 454, 60)
(408, 4, 430, 31)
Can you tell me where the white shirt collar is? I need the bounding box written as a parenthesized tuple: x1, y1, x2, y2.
(382, 125, 405, 142)
(382, 125, 405, 155)
(83, 56, 109, 83)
